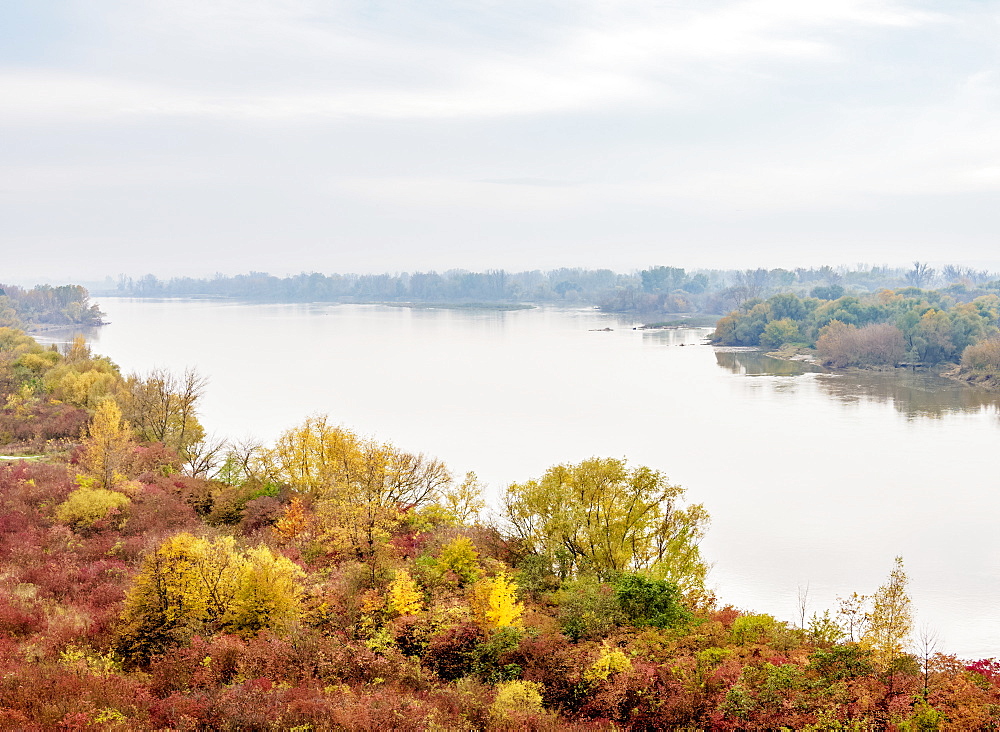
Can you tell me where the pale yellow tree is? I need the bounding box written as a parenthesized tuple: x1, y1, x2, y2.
(505, 457, 709, 589)
(272, 416, 451, 582)
(861, 556, 912, 669)
(80, 399, 135, 489)
(439, 471, 487, 525)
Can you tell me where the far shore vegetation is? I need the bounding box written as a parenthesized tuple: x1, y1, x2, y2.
(0, 283, 104, 330)
(109, 261, 996, 317)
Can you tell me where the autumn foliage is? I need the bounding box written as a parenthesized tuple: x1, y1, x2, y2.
(0, 327, 998, 729)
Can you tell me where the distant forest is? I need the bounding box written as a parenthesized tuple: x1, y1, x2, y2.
(114, 263, 999, 315)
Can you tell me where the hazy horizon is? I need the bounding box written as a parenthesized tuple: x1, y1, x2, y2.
(9, 258, 1000, 293)
(3, 1, 999, 283)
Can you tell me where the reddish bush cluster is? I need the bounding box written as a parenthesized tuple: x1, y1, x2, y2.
(1, 436, 999, 729)
(0, 402, 89, 447)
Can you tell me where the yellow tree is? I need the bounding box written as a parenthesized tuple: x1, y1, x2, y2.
(225, 545, 305, 635)
(439, 471, 487, 525)
(273, 416, 451, 583)
(505, 457, 709, 589)
(116, 533, 303, 664)
(335, 439, 451, 582)
(55, 477, 131, 530)
(267, 416, 361, 498)
(387, 570, 423, 617)
(116, 533, 226, 662)
(80, 399, 135, 489)
(39, 335, 122, 409)
(469, 572, 524, 631)
(861, 556, 912, 669)
(435, 536, 481, 586)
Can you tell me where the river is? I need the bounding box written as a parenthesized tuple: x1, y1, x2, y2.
(48, 297, 1000, 658)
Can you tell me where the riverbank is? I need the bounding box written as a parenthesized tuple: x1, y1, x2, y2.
(380, 301, 535, 311)
(759, 344, 1000, 393)
(761, 343, 822, 364)
(637, 314, 722, 329)
(24, 321, 107, 336)
(940, 365, 1000, 392)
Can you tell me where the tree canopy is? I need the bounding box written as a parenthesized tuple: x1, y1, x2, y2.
(504, 457, 709, 590)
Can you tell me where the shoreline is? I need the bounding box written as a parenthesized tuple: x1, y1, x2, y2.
(24, 321, 106, 335)
(757, 344, 1000, 391)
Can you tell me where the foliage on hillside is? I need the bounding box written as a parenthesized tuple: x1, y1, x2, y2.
(1, 328, 999, 729)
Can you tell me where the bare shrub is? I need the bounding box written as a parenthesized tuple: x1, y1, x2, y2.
(816, 321, 905, 368)
(961, 338, 1000, 373)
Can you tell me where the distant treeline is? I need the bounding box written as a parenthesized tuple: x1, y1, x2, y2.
(0, 283, 105, 329)
(116, 269, 631, 305)
(115, 262, 998, 315)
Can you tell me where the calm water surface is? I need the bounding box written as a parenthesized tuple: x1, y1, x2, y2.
(57, 298, 1000, 658)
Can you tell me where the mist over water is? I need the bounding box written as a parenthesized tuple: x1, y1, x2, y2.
(61, 297, 1000, 658)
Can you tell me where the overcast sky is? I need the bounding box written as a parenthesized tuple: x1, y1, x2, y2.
(2, 0, 999, 283)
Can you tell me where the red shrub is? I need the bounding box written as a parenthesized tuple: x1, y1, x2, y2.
(504, 632, 590, 710)
(0, 402, 88, 445)
(967, 658, 1000, 685)
(422, 622, 484, 681)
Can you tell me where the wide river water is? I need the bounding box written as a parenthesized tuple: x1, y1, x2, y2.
(51, 297, 1000, 658)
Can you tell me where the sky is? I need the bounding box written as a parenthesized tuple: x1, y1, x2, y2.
(2, 0, 999, 284)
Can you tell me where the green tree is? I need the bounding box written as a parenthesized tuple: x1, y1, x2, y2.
(912, 310, 956, 364)
(760, 318, 800, 349)
(614, 574, 690, 629)
(640, 266, 686, 294)
(504, 457, 709, 589)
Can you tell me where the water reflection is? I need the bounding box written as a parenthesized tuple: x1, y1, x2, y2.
(716, 349, 1000, 419)
(714, 349, 823, 377)
(29, 325, 101, 349)
(816, 372, 1000, 420)
(639, 327, 711, 346)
